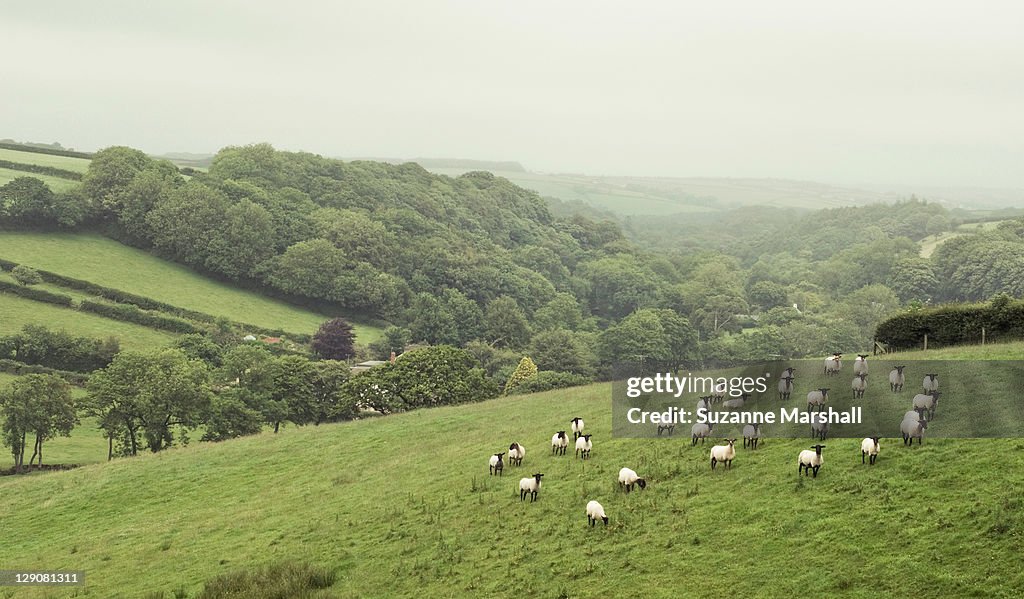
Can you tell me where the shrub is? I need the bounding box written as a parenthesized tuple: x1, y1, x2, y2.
(11, 265, 42, 286)
(196, 561, 337, 599)
(507, 370, 591, 395)
(875, 296, 1024, 349)
(503, 356, 538, 394)
(0, 279, 73, 306)
(79, 300, 202, 334)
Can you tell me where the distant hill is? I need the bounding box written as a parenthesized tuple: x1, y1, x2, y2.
(345, 156, 526, 172)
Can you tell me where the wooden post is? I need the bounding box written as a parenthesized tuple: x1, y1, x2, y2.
(982, 327, 986, 345)
(923, 334, 928, 351)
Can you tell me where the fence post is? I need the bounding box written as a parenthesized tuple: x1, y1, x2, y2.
(982, 327, 986, 345)
(923, 333, 928, 351)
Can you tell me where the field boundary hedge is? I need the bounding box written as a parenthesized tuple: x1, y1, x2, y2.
(0, 279, 74, 306)
(875, 297, 1024, 349)
(0, 160, 83, 181)
(0, 142, 93, 160)
(0, 358, 89, 385)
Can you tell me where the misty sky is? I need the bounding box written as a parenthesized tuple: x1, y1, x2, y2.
(2, 1, 1022, 188)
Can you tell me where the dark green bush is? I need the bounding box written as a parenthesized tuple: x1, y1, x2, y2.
(875, 298, 1024, 349)
(196, 561, 337, 599)
(0, 279, 73, 306)
(79, 300, 201, 334)
(506, 370, 591, 395)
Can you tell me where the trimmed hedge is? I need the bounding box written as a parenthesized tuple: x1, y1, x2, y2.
(875, 298, 1024, 349)
(0, 359, 89, 385)
(0, 279, 73, 306)
(0, 159, 82, 181)
(78, 300, 201, 334)
(0, 142, 93, 160)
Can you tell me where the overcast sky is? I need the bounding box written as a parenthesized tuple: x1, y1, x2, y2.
(2, 1, 1022, 187)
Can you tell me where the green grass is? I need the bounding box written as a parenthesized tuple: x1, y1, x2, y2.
(0, 167, 79, 192)
(0, 292, 179, 351)
(0, 147, 91, 173)
(884, 339, 1024, 360)
(0, 232, 383, 343)
(1, 341, 1023, 597)
(919, 220, 1008, 257)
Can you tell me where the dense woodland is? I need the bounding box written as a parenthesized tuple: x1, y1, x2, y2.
(2, 143, 1024, 459)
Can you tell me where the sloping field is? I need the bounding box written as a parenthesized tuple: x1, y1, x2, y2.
(0, 167, 79, 192)
(0, 232, 382, 342)
(0, 147, 91, 173)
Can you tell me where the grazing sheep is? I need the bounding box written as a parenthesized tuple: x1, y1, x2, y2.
(798, 444, 826, 477)
(551, 431, 568, 456)
(519, 473, 544, 502)
(586, 500, 608, 526)
(657, 422, 675, 436)
(912, 392, 940, 420)
(691, 422, 714, 446)
(889, 366, 906, 392)
(778, 375, 795, 401)
(489, 452, 505, 476)
(902, 409, 927, 424)
(696, 396, 713, 413)
(853, 354, 869, 376)
(810, 418, 829, 441)
(807, 388, 830, 412)
(901, 416, 927, 445)
(722, 393, 750, 410)
(575, 434, 593, 459)
(571, 417, 585, 440)
(922, 373, 939, 394)
(852, 373, 867, 399)
(710, 438, 737, 470)
(711, 381, 728, 404)
(742, 422, 761, 449)
(861, 437, 880, 465)
(618, 467, 647, 492)
(824, 353, 843, 376)
(508, 442, 525, 466)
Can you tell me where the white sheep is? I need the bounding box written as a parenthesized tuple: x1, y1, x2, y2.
(824, 353, 842, 376)
(901, 416, 927, 445)
(861, 437, 880, 465)
(570, 417, 585, 439)
(912, 392, 940, 420)
(853, 354, 869, 376)
(691, 421, 714, 446)
(618, 467, 647, 492)
(722, 393, 750, 410)
(852, 373, 867, 399)
(742, 422, 761, 449)
(778, 375, 795, 400)
(710, 438, 737, 470)
(508, 442, 525, 466)
(575, 434, 593, 459)
(519, 473, 544, 502)
(551, 431, 568, 456)
(807, 388, 830, 412)
(711, 381, 727, 404)
(810, 418, 829, 441)
(889, 366, 906, 392)
(488, 451, 505, 476)
(696, 396, 713, 413)
(922, 373, 939, 394)
(798, 444, 826, 477)
(586, 500, 608, 526)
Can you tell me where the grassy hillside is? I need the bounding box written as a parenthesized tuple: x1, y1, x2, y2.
(0, 232, 383, 343)
(2, 342, 1023, 598)
(0, 167, 79, 192)
(0, 147, 91, 173)
(918, 219, 1008, 258)
(0, 292, 179, 350)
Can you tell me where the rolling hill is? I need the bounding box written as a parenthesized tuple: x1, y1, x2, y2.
(2, 341, 1022, 598)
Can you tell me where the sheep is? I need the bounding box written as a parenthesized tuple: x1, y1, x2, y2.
(901, 416, 927, 445)
(889, 365, 906, 392)
(575, 434, 593, 459)
(508, 442, 525, 466)
(710, 438, 737, 470)
(852, 373, 867, 399)
(922, 373, 939, 394)
(618, 467, 647, 492)
(810, 418, 829, 441)
(824, 353, 843, 376)
(586, 500, 608, 526)
(778, 375, 795, 401)
(742, 422, 761, 449)
(861, 437, 880, 465)
(519, 473, 544, 502)
(853, 354, 869, 376)
(912, 391, 940, 421)
(657, 422, 675, 437)
(722, 392, 750, 410)
(807, 388, 829, 412)
(798, 444, 826, 477)
(551, 431, 568, 456)
(691, 421, 714, 446)
(570, 417, 585, 440)
(696, 395, 713, 413)
(488, 452, 505, 476)
(711, 381, 728, 404)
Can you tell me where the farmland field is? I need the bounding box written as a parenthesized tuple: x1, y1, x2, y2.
(1, 341, 1022, 598)
(0, 147, 91, 173)
(918, 219, 1008, 258)
(0, 292, 179, 350)
(0, 232, 383, 343)
(0, 166, 79, 192)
